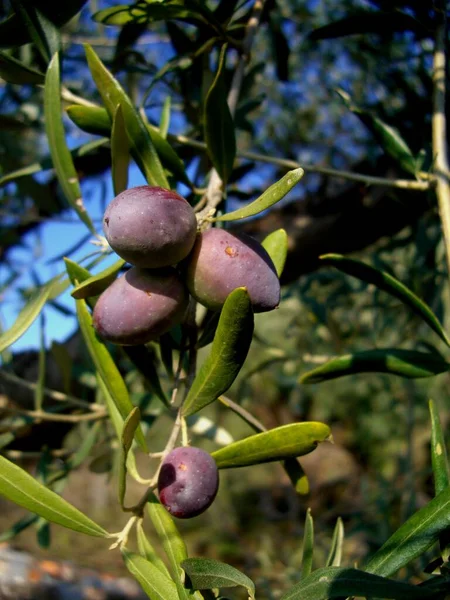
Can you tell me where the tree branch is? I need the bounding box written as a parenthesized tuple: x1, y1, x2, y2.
(432, 0, 450, 275)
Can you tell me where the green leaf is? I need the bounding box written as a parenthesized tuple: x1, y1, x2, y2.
(320, 253, 450, 347)
(123, 345, 169, 407)
(300, 349, 450, 384)
(0, 51, 44, 84)
(68, 421, 102, 470)
(85, 44, 168, 188)
(66, 104, 112, 135)
(365, 485, 450, 577)
(75, 297, 147, 451)
(160, 96, 171, 139)
(94, 3, 209, 27)
(301, 508, 314, 578)
(181, 558, 255, 599)
(0, 138, 109, 188)
(429, 400, 450, 497)
(283, 458, 310, 495)
(336, 89, 417, 175)
(0, 454, 108, 538)
(0, 513, 39, 542)
(71, 259, 125, 300)
(66, 104, 191, 187)
(0, 1, 87, 50)
(215, 169, 304, 222)
(111, 104, 130, 195)
(136, 520, 171, 578)
(44, 53, 95, 233)
(211, 422, 331, 468)
(12, 0, 60, 62)
(0, 280, 56, 353)
(280, 566, 442, 600)
(118, 407, 141, 508)
(182, 288, 254, 417)
(262, 228, 289, 277)
(146, 494, 196, 600)
(122, 550, 179, 600)
(204, 44, 236, 184)
(326, 518, 344, 567)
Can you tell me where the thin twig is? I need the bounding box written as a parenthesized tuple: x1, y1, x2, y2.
(2, 448, 71, 460)
(169, 134, 431, 192)
(0, 370, 101, 410)
(1, 406, 108, 423)
(219, 395, 267, 433)
(432, 0, 450, 275)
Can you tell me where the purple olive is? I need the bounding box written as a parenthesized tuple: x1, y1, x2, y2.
(92, 267, 188, 345)
(103, 186, 197, 268)
(184, 228, 280, 312)
(158, 447, 219, 519)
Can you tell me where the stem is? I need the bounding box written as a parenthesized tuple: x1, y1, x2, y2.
(1, 406, 108, 423)
(432, 0, 450, 275)
(219, 395, 267, 433)
(170, 134, 431, 192)
(0, 370, 100, 410)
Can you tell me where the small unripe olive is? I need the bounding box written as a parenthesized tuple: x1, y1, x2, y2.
(158, 447, 219, 519)
(103, 185, 197, 268)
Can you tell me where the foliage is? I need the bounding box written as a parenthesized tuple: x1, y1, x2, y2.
(0, 1, 449, 599)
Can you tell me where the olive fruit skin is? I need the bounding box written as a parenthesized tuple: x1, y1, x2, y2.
(92, 267, 188, 345)
(158, 447, 219, 519)
(103, 186, 197, 268)
(184, 229, 280, 313)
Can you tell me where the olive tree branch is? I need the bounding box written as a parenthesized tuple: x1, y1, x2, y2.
(0, 370, 101, 410)
(170, 134, 431, 191)
(197, 0, 267, 222)
(432, 0, 450, 275)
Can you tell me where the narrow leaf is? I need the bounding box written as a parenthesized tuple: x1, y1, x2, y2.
(283, 458, 310, 495)
(182, 558, 255, 599)
(146, 494, 195, 600)
(320, 254, 450, 347)
(0, 280, 55, 353)
(365, 485, 450, 577)
(280, 566, 441, 600)
(326, 518, 344, 567)
(44, 53, 95, 233)
(13, 0, 60, 62)
(71, 259, 125, 300)
(215, 169, 303, 222)
(211, 422, 331, 469)
(123, 345, 169, 407)
(85, 44, 168, 188)
(111, 104, 129, 195)
(0, 50, 44, 84)
(300, 349, 450, 384)
(301, 508, 314, 578)
(336, 89, 417, 174)
(66, 104, 191, 187)
(122, 550, 179, 600)
(0, 514, 39, 542)
(160, 96, 171, 139)
(118, 407, 141, 508)
(137, 520, 171, 578)
(0, 455, 108, 538)
(262, 228, 289, 277)
(182, 288, 254, 417)
(75, 297, 147, 451)
(429, 400, 450, 497)
(204, 44, 236, 184)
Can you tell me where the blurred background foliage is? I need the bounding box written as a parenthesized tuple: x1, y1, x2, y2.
(0, 0, 449, 596)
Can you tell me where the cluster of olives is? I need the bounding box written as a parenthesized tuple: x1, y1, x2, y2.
(93, 185, 281, 346)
